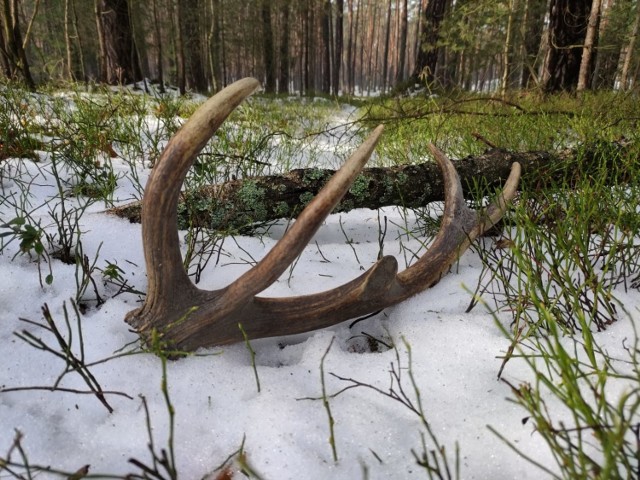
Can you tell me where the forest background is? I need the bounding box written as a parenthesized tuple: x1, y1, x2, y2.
(2, 0, 640, 478)
(1, 0, 639, 96)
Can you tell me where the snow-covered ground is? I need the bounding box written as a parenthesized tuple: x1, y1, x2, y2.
(1, 92, 638, 479)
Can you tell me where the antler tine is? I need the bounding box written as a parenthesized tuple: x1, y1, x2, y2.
(219, 125, 384, 306)
(239, 149, 521, 340)
(394, 144, 519, 288)
(126, 78, 261, 329)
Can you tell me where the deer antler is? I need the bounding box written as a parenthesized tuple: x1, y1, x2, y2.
(125, 78, 521, 351)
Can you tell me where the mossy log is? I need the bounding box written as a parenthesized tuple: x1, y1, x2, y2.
(108, 142, 633, 232)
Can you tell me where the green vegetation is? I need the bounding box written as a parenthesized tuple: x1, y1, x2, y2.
(1, 81, 640, 478)
(370, 91, 640, 478)
(366, 90, 639, 164)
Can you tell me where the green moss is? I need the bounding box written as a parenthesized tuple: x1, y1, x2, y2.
(208, 201, 235, 230)
(348, 174, 371, 201)
(299, 191, 315, 207)
(396, 172, 409, 187)
(273, 201, 291, 218)
(237, 181, 267, 221)
(380, 175, 396, 202)
(302, 168, 329, 185)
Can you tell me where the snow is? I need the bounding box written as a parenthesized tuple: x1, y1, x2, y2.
(1, 93, 638, 479)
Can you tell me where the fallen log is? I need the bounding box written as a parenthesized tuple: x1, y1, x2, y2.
(108, 141, 633, 231)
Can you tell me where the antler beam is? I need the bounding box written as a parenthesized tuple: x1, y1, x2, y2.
(125, 78, 521, 351)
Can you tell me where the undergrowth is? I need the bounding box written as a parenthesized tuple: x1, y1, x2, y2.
(1, 81, 639, 478)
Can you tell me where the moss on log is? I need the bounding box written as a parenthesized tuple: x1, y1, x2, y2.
(108, 141, 633, 232)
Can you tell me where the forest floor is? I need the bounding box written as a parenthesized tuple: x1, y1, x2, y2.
(1, 83, 639, 479)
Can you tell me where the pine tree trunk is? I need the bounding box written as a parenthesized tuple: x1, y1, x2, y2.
(577, 0, 602, 92)
(98, 0, 142, 85)
(172, 0, 186, 94)
(304, 0, 314, 94)
(381, 0, 392, 93)
(396, 0, 408, 84)
(70, 0, 86, 82)
(64, 0, 74, 81)
(321, 0, 331, 93)
(182, 0, 208, 93)
(152, 0, 165, 92)
(501, 0, 517, 97)
(346, 0, 354, 94)
(278, 0, 290, 94)
(543, 0, 591, 92)
(332, 0, 343, 95)
(0, 0, 35, 89)
(262, 0, 275, 93)
(94, 0, 107, 81)
(620, 0, 640, 90)
(412, 0, 447, 85)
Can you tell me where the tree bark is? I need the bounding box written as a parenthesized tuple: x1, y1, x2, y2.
(382, 0, 392, 93)
(172, 0, 186, 94)
(412, 0, 447, 85)
(208, 0, 222, 92)
(543, 0, 591, 92)
(332, 0, 343, 95)
(396, 0, 408, 84)
(501, 0, 517, 97)
(94, 0, 107, 81)
(182, 0, 208, 93)
(620, 0, 640, 90)
(98, 0, 142, 85)
(577, 0, 602, 91)
(64, 0, 74, 81)
(346, 0, 354, 94)
(152, 0, 165, 92)
(278, 0, 290, 94)
(0, 0, 35, 89)
(591, 0, 617, 89)
(303, 0, 314, 94)
(70, 0, 86, 82)
(321, 0, 331, 94)
(108, 142, 632, 231)
(262, 0, 275, 93)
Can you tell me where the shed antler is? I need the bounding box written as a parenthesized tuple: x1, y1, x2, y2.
(126, 78, 521, 351)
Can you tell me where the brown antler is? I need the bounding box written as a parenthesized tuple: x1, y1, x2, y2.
(125, 78, 521, 351)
